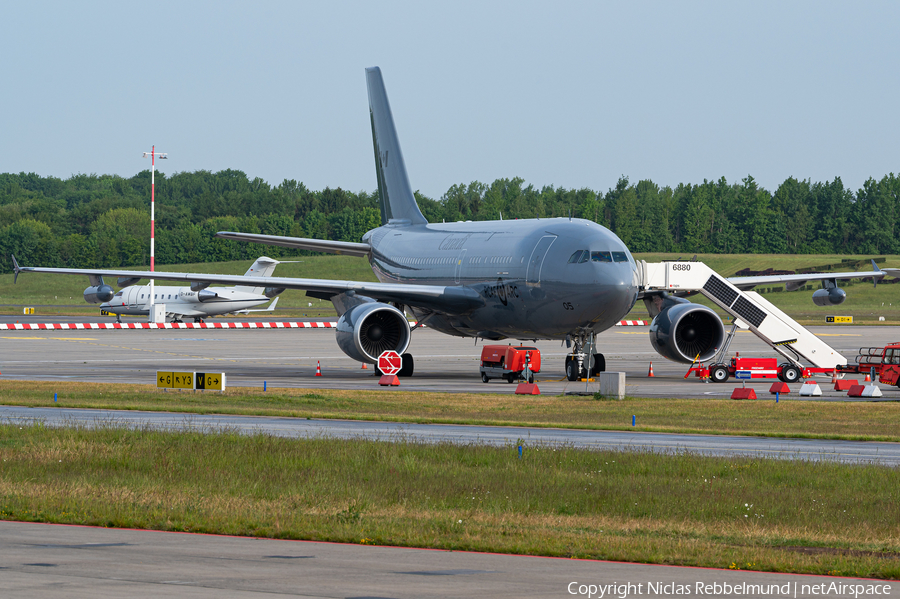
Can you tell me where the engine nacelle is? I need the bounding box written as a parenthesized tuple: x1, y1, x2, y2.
(197, 289, 219, 302)
(265, 287, 286, 298)
(812, 287, 846, 306)
(84, 284, 114, 304)
(117, 277, 141, 287)
(336, 302, 411, 363)
(649, 300, 725, 363)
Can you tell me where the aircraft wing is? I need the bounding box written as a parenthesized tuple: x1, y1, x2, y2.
(12, 257, 483, 314)
(215, 232, 371, 258)
(727, 261, 895, 291)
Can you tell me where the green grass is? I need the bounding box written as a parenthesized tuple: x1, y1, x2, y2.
(4, 253, 898, 321)
(3, 381, 900, 441)
(1, 422, 898, 577)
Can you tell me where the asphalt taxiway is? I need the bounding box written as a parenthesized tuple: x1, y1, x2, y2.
(3, 405, 900, 465)
(2, 521, 891, 598)
(0, 318, 896, 399)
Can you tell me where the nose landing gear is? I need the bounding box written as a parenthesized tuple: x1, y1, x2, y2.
(564, 331, 606, 381)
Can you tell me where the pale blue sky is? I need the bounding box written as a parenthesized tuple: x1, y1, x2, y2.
(2, 1, 897, 199)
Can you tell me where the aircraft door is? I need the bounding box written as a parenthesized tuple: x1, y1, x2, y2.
(125, 286, 138, 306)
(526, 235, 557, 284)
(455, 249, 467, 284)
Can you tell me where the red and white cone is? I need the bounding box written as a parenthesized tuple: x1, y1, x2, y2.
(647, 362, 655, 377)
(315, 361, 322, 377)
(831, 369, 838, 385)
(361, 362, 368, 370)
(864, 372, 871, 382)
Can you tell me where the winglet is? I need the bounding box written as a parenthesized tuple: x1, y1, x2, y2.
(11, 254, 21, 284)
(872, 259, 882, 288)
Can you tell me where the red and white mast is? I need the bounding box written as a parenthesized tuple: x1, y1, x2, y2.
(143, 146, 167, 317)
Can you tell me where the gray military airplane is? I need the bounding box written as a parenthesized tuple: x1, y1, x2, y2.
(12, 67, 894, 379)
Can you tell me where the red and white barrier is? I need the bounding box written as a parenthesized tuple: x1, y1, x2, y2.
(1, 318, 649, 331)
(0, 321, 338, 331)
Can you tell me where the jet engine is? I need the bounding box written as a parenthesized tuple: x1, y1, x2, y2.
(336, 302, 411, 363)
(197, 290, 219, 302)
(812, 287, 846, 306)
(649, 299, 725, 363)
(264, 287, 286, 298)
(84, 284, 114, 304)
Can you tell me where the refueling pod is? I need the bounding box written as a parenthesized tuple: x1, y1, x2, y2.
(649, 297, 725, 363)
(84, 284, 114, 304)
(336, 302, 411, 363)
(812, 287, 846, 306)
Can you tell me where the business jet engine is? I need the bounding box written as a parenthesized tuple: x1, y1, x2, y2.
(84, 284, 114, 304)
(649, 299, 725, 363)
(336, 302, 411, 363)
(812, 287, 846, 306)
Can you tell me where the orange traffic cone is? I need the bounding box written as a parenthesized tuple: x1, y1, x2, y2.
(865, 372, 871, 382)
(831, 369, 838, 385)
(361, 362, 368, 370)
(648, 362, 655, 377)
(315, 361, 322, 376)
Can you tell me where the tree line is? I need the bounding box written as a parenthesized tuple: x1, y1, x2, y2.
(0, 169, 897, 273)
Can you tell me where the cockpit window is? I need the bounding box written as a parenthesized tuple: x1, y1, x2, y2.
(567, 250, 584, 264)
(579, 250, 590, 263)
(591, 251, 612, 263)
(114, 291, 123, 297)
(612, 251, 628, 263)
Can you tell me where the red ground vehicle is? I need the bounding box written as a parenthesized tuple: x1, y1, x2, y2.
(844, 343, 900, 386)
(480, 345, 541, 383)
(687, 343, 900, 386)
(687, 353, 831, 383)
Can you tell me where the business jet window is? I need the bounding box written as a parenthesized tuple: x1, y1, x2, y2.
(592, 251, 613, 263)
(612, 251, 628, 263)
(568, 250, 584, 264)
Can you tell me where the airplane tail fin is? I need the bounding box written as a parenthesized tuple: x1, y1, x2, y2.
(234, 256, 279, 294)
(366, 67, 428, 226)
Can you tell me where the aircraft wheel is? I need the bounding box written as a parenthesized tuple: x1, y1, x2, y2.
(781, 365, 801, 383)
(565, 358, 579, 382)
(590, 353, 606, 375)
(709, 364, 730, 383)
(481, 373, 489, 383)
(506, 374, 515, 383)
(398, 353, 414, 377)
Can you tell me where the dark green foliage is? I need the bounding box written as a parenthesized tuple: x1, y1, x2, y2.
(1, 169, 898, 273)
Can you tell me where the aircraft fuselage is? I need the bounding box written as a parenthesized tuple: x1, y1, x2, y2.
(101, 284, 270, 318)
(364, 217, 639, 340)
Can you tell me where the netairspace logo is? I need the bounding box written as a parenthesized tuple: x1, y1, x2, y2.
(567, 581, 893, 598)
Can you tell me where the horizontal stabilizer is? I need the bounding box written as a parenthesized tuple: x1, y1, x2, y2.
(216, 232, 371, 257)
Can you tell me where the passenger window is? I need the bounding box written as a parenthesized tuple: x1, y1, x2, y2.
(592, 251, 612, 263)
(612, 251, 628, 263)
(568, 250, 583, 264)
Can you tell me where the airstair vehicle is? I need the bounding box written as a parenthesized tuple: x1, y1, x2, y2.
(639, 261, 847, 382)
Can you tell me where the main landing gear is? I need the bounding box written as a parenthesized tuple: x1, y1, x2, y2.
(564, 331, 606, 381)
